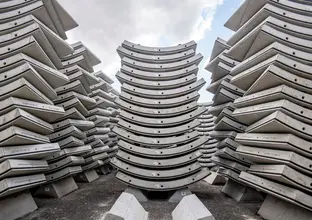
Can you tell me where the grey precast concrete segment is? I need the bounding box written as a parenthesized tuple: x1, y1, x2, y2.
(116, 168, 210, 191)
(0, 108, 54, 134)
(0, 77, 53, 105)
(0, 36, 55, 68)
(85, 127, 110, 136)
(111, 158, 202, 180)
(120, 64, 198, 81)
(53, 91, 96, 108)
(239, 172, 312, 211)
(117, 71, 197, 89)
(58, 136, 84, 148)
(90, 80, 112, 93)
(172, 194, 215, 220)
(0, 159, 48, 179)
(205, 50, 239, 74)
(116, 149, 201, 168)
(246, 111, 312, 140)
(214, 108, 235, 124)
(61, 49, 97, 73)
(217, 138, 240, 150)
(225, 1, 312, 32)
(55, 79, 88, 96)
(215, 147, 251, 166)
(213, 80, 245, 96)
(118, 118, 200, 137)
(119, 107, 206, 127)
(116, 99, 198, 118)
(56, 98, 89, 116)
(0, 0, 78, 39)
(217, 167, 240, 181)
(48, 125, 86, 142)
(82, 146, 110, 158)
(52, 119, 94, 131)
(45, 145, 92, 162)
(245, 65, 312, 95)
(230, 42, 312, 77)
(209, 131, 237, 141)
(121, 79, 205, 99)
(236, 145, 312, 176)
(89, 89, 115, 101)
(88, 108, 112, 117)
(0, 174, 46, 198)
(0, 53, 69, 88)
(210, 62, 233, 83)
(235, 133, 312, 159)
(122, 40, 197, 55)
(113, 127, 199, 147)
(227, 22, 312, 62)
(211, 156, 249, 173)
(47, 156, 85, 173)
(0, 22, 66, 69)
(93, 70, 114, 84)
(233, 99, 312, 125)
(233, 84, 312, 109)
(71, 42, 101, 66)
(0, 63, 57, 100)
(230, 54, 312, 92)
(0, 126, 50, 146)
(63, 67, 100, 88)
(207, 102, 234, 116)
(57, 107, 86, 121)
(117, 136, 209, 158)
(212, 88, 241, 105)
(45, 166, 82, 183)
(122, 54, 203, 72)
(210, 37, 230, 61)
(248, 164, 312, 193)
(0, 143, 60, 162)
(214, 116, 246, 133)
(118, 46, 195, 63)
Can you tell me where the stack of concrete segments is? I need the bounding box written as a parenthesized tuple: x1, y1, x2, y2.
(213, 0, 312, 218)
(205, 38, 254, 194)
(0, 0, 84, 218)
(197, 102, 217, 168)
(37, 41, 103, 191)
(111, 40, 211, 192)
(85, 70, 120, 176)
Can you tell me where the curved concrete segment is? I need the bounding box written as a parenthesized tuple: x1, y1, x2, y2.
(122, 54, 203, 72)
(116, 168, 210, 191)
(122, 40, 196, 55)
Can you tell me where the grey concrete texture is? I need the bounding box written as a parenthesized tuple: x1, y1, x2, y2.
(20, 172, 264, 220)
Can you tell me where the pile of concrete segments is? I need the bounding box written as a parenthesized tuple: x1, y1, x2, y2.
(0, 1, 118, 219)
(196, 102, 218, 168)
(205, 0, 312, 219)
(110, 40, 212, 191)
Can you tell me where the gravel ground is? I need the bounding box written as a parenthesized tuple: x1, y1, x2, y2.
(21, 172, 263, 220)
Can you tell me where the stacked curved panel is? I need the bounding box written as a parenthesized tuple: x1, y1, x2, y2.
(0, 0, 83, 217)
(197, 102, 217, 168)
(111, 40, 211, 191)
(211, 0, 312, 215)
(83, 70, 120, 174)
(205, 38, 251, 185)
(42, 42, 102, 187)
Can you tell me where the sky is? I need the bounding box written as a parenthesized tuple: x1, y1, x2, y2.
(60, 0, 242, 102)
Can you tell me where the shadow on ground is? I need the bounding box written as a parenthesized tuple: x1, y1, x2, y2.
(20, 172, 263, 220)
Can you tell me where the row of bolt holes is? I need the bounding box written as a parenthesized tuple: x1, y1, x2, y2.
(129, 114, 193, 121)
(131, 44, 188, 49)
(128, 144, 194, 152)
(129, 69, 189, 75)
(132, 60, 190, 67)
(129, 96, 190, 102)
(126, 135, 191, 143)
(128, 105, 191, 111)
(129, 52, 188, 57)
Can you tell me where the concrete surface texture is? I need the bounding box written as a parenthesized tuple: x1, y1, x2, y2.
(206, 0, 312, 218)
(20, 172, 263, 220)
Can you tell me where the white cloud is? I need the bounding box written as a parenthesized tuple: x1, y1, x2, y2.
(60, 0, 223, 89)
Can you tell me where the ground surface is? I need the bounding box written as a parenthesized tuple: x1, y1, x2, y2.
(21, 172, 263, 220)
